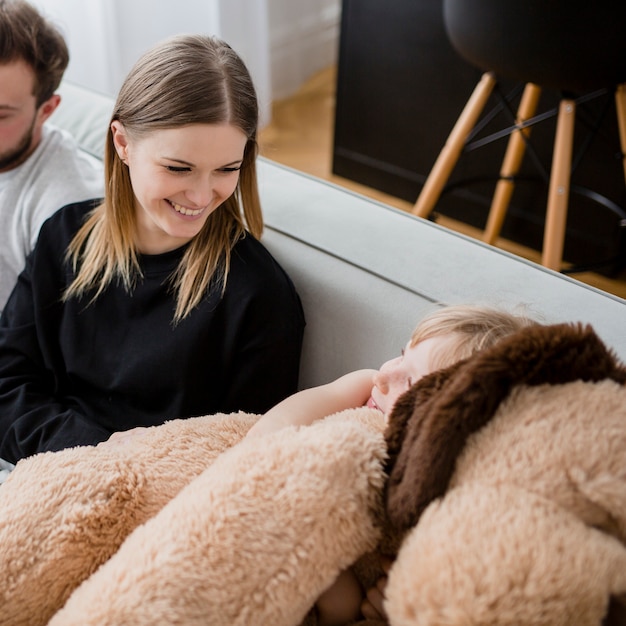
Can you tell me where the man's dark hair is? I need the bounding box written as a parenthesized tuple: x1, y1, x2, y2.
(0, 0, 69, 105)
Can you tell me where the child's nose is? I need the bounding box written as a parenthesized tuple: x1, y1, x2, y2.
(373, 370, 389, 394)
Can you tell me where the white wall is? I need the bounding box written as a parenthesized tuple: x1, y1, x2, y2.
(267, 0, 341, 100)
(32, 0, 341, 125)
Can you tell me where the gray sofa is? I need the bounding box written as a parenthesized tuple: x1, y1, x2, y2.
(53, 81, 626, 390)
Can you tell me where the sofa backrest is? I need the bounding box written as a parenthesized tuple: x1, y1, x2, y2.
(257, 161, 626, 384)
(52, 81, 626, 389)
(56, 82, 114, 159)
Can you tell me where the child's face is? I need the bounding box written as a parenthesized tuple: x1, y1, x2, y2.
(367, 335, 455, 416)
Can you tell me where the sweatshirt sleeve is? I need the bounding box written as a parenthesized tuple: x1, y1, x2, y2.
(0, 254, 109, 464)
(218, 259, 306, 415)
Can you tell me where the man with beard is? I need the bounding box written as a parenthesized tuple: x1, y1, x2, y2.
(0, 0, 103, 310)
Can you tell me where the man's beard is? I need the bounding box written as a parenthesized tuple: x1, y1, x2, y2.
(0, 114, 37, 172)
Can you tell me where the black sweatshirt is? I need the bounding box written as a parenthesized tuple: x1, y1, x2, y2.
(0, 200, 305, 463)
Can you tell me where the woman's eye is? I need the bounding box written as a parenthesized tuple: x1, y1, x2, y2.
(218, 166, 242, 173)
(165, 165, 191, 173)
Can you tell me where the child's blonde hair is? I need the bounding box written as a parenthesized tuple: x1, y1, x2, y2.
(410, 304, 539, 371)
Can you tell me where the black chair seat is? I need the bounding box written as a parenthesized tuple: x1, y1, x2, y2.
(444, 0, 626, 93)
(412, 0, 626, 272)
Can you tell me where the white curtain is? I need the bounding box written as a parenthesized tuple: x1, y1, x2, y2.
(33, 0, 340, 126)
(32, 0, 271, 124)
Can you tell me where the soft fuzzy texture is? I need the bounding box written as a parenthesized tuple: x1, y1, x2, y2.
(0, 412, 258, 626)
(385, 483, 626, 626)
(382, 322, 626, 625)
(385, 322, 626, 535)
(451, 380, 626, 543)
(2, 322, 626, 626)
(48, 408, 386, 626)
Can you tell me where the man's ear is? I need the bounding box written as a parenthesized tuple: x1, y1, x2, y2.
(37, 94, 61, 124)
(110, 120, 129, 163)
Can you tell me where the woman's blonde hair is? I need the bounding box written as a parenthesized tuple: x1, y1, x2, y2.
(64, 34, 262, 322)
(410, 304, 539, 371)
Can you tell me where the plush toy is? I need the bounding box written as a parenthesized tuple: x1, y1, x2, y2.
(383, 322, 626, 626)
(0, 323, 625, 626)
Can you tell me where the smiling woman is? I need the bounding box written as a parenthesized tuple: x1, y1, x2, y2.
(109, 123, 247, 254)
(0, 34, 305, 464)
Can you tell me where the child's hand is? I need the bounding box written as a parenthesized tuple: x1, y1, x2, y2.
(98, 427, 149, 448)
(360, 555, 393, 622)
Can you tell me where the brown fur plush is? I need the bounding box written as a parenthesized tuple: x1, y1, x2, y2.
(385, 322, 626, 535)
(383, 322, 626, 625)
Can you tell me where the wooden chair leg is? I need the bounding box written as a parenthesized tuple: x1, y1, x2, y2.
(614, 83, 626, 186)
(483, 83, 542, 245)
(412, 72, 496, 218)
(542, 99, 576, 271)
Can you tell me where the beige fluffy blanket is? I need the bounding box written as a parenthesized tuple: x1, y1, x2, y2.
(0, 409, 386, 626)
(2, 322, 626, 626)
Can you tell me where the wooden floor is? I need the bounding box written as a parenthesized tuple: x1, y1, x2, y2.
(259, 66, 626, 299)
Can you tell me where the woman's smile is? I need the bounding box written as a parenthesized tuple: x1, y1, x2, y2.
(166, 198, 208, 217)
(111, 121, 247, 254)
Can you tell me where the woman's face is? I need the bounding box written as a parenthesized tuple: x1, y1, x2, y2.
(111, 121, 248, 254)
